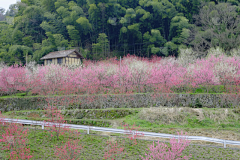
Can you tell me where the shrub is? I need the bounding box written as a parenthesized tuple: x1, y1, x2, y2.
(140, 131, 191, 160)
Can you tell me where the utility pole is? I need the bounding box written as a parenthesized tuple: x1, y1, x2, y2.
(120, 56, 121, 69)
(120, 56, 121, 87)
(26, 52, 28, 66)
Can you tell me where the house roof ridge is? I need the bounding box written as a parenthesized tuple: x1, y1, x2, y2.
(40, 49, 84, 60)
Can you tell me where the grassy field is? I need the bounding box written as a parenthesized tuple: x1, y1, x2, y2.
(1, 91, 240, 159)
(0, 126, 239, 160)
(3, 107, 240, 142)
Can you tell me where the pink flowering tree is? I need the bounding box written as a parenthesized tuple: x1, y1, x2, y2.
(187, 59, 216, 93)
(2, 54, 240, 95)
(122, 123, 144, 146)
(55, 139, 83, 160)
(43, 97, 71, 140)
(211, 55, 240, 92)
(35, 64, 77, 95)
(140, 132, 191, 160)
(0, 122, 33, 160)
(0, 65, 28, 95)
(148, 57, 186, 93)
(104, 140, 125, 160)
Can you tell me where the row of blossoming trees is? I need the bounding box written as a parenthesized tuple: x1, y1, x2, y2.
(1, 53, 240, 96)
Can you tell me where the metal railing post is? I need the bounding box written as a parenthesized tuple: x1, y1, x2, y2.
(87, 126, 90, 134)
(224, 140, 226, 148)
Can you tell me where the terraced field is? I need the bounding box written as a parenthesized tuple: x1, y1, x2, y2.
(1, 107, 240, 159)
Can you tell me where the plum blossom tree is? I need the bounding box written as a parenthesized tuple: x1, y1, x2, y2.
(0, 122, 33, 160)
(140, 132, 191, 160)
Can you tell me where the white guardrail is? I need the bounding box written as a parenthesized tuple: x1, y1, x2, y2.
(1, 118, 240, 149)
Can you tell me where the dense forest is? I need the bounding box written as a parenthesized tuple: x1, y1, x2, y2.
(1, 0, 240, 64)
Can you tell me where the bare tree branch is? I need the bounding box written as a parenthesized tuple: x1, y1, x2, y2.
(189, 2, 240, 57)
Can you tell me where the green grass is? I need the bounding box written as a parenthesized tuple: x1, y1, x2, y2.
(0, 92, 227, 99)
(188, 85, 226, 94)
(3, 107, 240, 142)
(0, 127, 239, 160)
(0, 92, 28, 98)
(4, 107, 240, 130)
(1, 107, 240, 159)
(122, 113, 240, 131)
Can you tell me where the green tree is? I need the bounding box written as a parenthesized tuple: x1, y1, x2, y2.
(0, 8, 5, 21)
(143, 29, 166, 57)
(88, 3, 101, 33)
(76, 16, 92, 38)
(42, 0, 57, 12)
(40, 12, 67, 37)
(7, 45, 32, 65)
(171, 0, 201, 23)
(14, 6, 45, 43)
(189, 2, 240, 56)
(92, 33, 109, 60)
(67, 25, 81, 47)
(169, 15, 191, 42)
(22, 36, 34, 47)
(0, 23, 13, 46)
(12, 30, 24, 45)
(55, 0, 68, 9)
(53, 34, 69, 50)
(21, 0, 35, 6)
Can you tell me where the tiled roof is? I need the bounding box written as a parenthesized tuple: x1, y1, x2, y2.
(40, 49, 84, 60)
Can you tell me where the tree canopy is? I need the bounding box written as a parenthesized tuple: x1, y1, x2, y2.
(0, 0, 240, 64)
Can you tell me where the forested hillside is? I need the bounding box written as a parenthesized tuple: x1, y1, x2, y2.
(1, 0, 240, 64)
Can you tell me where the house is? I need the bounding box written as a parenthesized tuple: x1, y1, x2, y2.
(40, 49, 84, 65)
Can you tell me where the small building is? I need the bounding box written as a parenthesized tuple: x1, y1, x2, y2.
(40, 49, 84, 65)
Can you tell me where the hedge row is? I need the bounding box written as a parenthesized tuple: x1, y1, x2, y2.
(1, 93, 240, 112)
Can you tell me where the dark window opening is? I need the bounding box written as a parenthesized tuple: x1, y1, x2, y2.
(57, 58, 63, 64)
